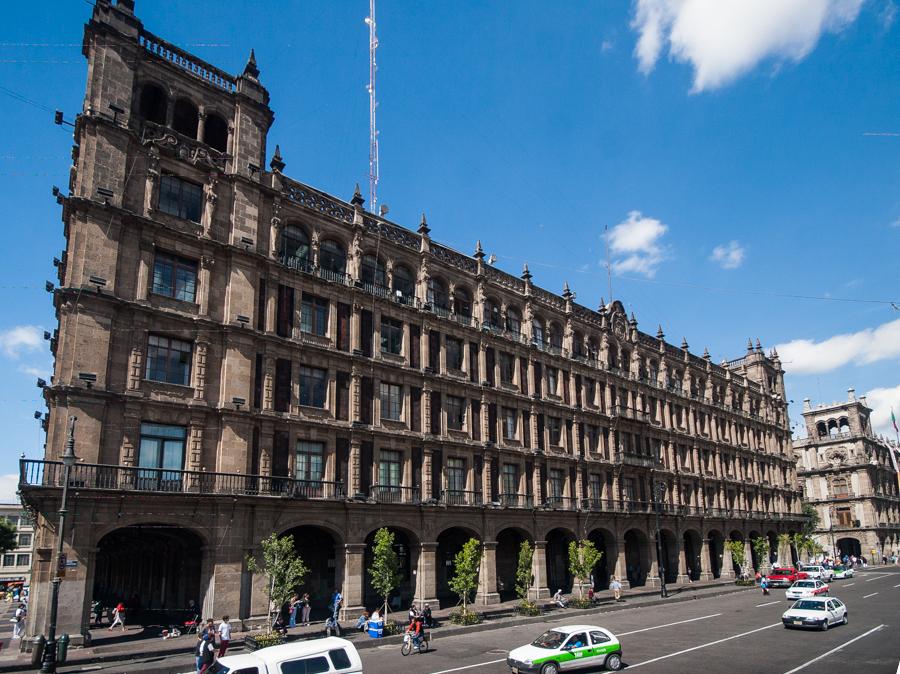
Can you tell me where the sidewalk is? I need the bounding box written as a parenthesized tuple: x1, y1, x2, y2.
(0, 577, 746, 672)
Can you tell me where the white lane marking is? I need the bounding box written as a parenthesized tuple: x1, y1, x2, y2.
(618, 613, 722, 636)
(843, 582, 855, 587)
(756, 601, 780, 607)
(427, 659, 506, 674)
(894, 583, 900, 588)
(627, 623, 780, 670)
(863, 592, 878, 599)
(865, 574, 891, 582)
(782, 624, 885, 674)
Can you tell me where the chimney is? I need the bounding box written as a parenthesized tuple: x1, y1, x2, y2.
(848, 388, 856, 402)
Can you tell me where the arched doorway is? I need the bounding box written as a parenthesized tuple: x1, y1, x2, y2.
(729, 530, 745, 576)
(624, 529, 649, 587)
(767, 531, 779, 566)
(437, 527, 479, 607)
(658, 529, 679, 584)
(587, 528, 614, 590)
(496, 528, 532, 602)
(546, 528, 575, 594)
(364, 527, 418, 611)
(282, 525, 341, 620)
(683, 530, 702, 581)
(708, 530, 725, 579)
(836, 537, 861, 559)
(93, 524, 204, 626)
(748, 531, 762, 571)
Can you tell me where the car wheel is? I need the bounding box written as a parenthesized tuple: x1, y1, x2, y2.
(820, 619, 829, 631)
(843, 613, 849, 625)
(605, 653, 623, 671)
(541, 662, 560, 674)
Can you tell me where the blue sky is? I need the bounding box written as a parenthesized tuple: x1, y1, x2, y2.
(0, 0, 898, 497)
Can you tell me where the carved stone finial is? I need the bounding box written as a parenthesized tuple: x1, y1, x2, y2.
(755, 338, 762, 352)
(351, 183, 365, 207)
(521, 263, 532, 281)
(418, 213, 430, 236)
(629, 312, 637, 327)
(656, 324, 664, 340)
(474, 240, 485, 260)
(243, 49, 260, 79)
(681, 337, 689, 350)
(269, 144, 285, 172)
(747, 338, 754, 353)
(772, 346, 779, 359)
(703, 347, 710, 360)
(562, 281, 572, 300)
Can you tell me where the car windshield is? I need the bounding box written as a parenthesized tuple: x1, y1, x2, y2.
(794, 581, 814, 587)
(532, 630, 566, 649)
(793, 600, 825, 611)
(772, 568, 792, 575)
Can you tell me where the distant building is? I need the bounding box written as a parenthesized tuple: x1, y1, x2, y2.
(793, 389, 900, 561)
(0, 504, 34, 591)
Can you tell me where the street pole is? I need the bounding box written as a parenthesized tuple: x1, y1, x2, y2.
(41, 416, 77, 674)
(653, 481, 667, 599)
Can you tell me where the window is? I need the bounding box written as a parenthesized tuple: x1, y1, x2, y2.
(204, 113, 228, 152)
(158, 174, 202, 222)
(548, 323, 562, 349)
(378, 450, 402, 486)
(484, 299, 501, 328)
(590, 630, 610, 645)
(548, 468, 564, 499)
(392, 264, 415, 299)
(502, 407, 517, 440)
(151, 252, 198, 302)
(172, 99, 199, 138)
(589, 474, 602, 502)
(501, 463, 519, 496)
(447, 395, 466, 431)
(380, 382, 402, 421)
(138, 83, 167, 124)
(585, 379, 596, 406)
(274, 358, 292, 412)
(833, 478, 850, 499)
(548, 417, 562, 446)
(329, 649, 352, 670)
(499, 352, 515, 384)
(453, 287, 472, 317)
(281, 225, 310, 265)
(296, 441, 324, 481)
(532, 318, 545, 345)
(301, 294, 329, 337)
(299, 366, 328, 408)
(138, 423, 186, 486)
(17, 533, 31, 548)
(277, 284, 295, 337)
(381, 318, 402, 355)
(565, 632, 588, 650)
(506, 307, 522, 334)
(319, 240, 347, 274)
(427, 277, 450, 312)
(361, 254, 387, 288)
(280, 656, 330, 674)
(446, 337, 464, 371)
(145, 335, 192, 385)
(446, 457, 466, 494)
(547, 367, 558, 396)
(3, 516, 19, 528)
(2, 554, 13, 567)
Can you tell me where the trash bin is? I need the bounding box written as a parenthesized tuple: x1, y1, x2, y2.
(367, 619, 384, 638)
(30, 636, 45, 668)
(58, 634, 70, 663)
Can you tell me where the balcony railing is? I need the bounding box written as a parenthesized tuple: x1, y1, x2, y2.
(498, 492, 534, 509)
(439, 489, 482, 506)
(543, 495, 577, 510)
(281, 254, 315, 274)
(318, 267, 350, 285)
(369, 484, 420, 504)
(19, 459, 344, 499)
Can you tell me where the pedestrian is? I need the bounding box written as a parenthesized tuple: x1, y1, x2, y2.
(108, 601, 126, 632)
(552, 589, 568, 608)
(610, 577, 623, 602)
(587, 587, 595, 604)
(11, 602, 26, 639)
(217, 615, 231, 657)
(300, 592, 311, 626)
(407, 604, 418, 623)
(196, 628, 216, 673)
(330, 587, 343, 620)
(288, 594, 300, 628)
(761, 576, 769, 596)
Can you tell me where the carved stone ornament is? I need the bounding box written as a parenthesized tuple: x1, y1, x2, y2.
(613, 314, 627, 339)
(141, 122, 225, 171)
(823, 447, 847, 468)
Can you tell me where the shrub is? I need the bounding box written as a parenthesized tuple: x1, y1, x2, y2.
(569, 597, 593, 609)
(383, 619, 400, 636)
(517, 600, 540, 616)
(449, 608, 482, 625)
(247, 632, 286, 651)
(735, 579, 755, 587)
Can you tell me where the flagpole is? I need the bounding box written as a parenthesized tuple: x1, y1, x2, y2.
(891, 408, 900, 494)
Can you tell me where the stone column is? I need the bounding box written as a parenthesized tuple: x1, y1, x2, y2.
(422, 448, 433, 501)
(477, 542, 501, 605)
(193, 339, 208, 401)
(676, 537, 689, 584)
(482, 454, 493, 502)
(613, 537, 629, 589)
(199, 256, 213, 317)
(349, 440, 361, 496)
(127, 337, 144, 391)
(529, 541, 551, 600)
(699, 536, 714, 580)
(340, 544, 367, 619)
(416, 542, 439, 606)
(263, 356, 274, 411)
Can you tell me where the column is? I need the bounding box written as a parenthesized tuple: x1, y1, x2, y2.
(127, 336, 144, 392)
(482, 454, 493, 502)
(416, 542, 439, 606)
(614, 536, 630, 589)
(699, 536, 714, 580)
(422, 448, 433, 501)
(676, 537, 689, 584)
(199, 256, 213, 317)
(477, 542, 501, 605)
(193, 339, 208, 401)
(341, 544, 367, 620)
(349, 440, 361, 496)
(529, 541, 551, 599)
(263, 356, 275, 411)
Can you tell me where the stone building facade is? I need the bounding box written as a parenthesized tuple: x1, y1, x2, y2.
(794, 390, 900, 561)
(0, 504, 35, 591)
(20, 0, 804, 643)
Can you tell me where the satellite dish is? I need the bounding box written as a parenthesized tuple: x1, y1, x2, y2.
(379, 204, 389, 216)
(487, 254, 497, 265)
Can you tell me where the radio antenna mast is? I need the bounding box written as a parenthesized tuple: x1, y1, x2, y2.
(366, 0, 379, 212)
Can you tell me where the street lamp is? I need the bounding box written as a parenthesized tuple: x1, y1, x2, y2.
(653, 480, 668, 599)
(40, 416, 77, 674)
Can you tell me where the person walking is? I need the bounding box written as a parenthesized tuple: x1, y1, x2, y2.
(610, 577, 623, 602)
(300, 593, 311, 626)
(288, 594, 300, 628)
(11, 603, 26, 639)
(330, 588, 343, 620)
(108, 601, 126, 631)
(217, 616, 231, 657)
(196, 627, 216, 673)
(761, 575, 769, 596)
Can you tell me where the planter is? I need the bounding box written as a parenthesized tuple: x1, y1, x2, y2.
(245, 633, 287, 651)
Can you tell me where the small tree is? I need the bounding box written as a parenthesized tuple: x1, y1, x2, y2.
(752, 536, 770, 572)
(448, 538, 481, 615)
(801, 503, 820, 537)
(368, 527, 401, 617)
(246, 533, 309, 633)
(0, 520, 17, 554)
(776, 533, 790, 564)
(790, 533, 805, 564)
(515, 540, 534, 603)
(568, 539, 603, 599)
(725, 539, 746, 577)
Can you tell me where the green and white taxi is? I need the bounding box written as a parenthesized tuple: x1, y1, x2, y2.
(506, 624, 623, 673)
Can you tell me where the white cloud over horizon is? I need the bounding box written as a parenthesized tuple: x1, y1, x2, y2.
(776, 317, 900, 375)
(605, 210, 669, 278)
(631, 0, 864, 92)
(864, 385, 900, 439)
(0, 325, 43, 359)
(710, 241, 746, 269)
(0, 474, 18, 504)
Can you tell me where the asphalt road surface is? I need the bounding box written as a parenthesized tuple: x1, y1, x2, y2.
(58, 567, 900, 674)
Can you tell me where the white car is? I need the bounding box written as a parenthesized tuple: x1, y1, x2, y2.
(207, 638, 362, 674)
(507, 624, 623, 673)
(785, 579, 830, 600)
(800, 564, 834, 582)
(832, 565, 854, 579)
(782, 597, 848, 630)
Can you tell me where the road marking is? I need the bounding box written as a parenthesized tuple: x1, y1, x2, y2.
(756, 601, 780, 607)
(627, 623, 780, 670)
(428, 659, 506, 674)
(782, 624, 885, 674)
(865, 574, 891, 582)
(843, 582, 855, 587)
(618, 613, 722, 636)
(863, 592, 878, 598)
(894, 583, 900, 588)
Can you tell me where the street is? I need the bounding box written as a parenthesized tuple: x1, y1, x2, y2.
(59, 568, 900, 674)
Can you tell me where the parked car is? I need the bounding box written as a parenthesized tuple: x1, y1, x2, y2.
(832, 565, 854, 579)
(209, 637, 362, 674)
(767, 567, 809, 588)
(785, 579, 830, 600)
(782, 597, 848, 630)
(507, 624, 623, 673)
(800, 564, 834, 582)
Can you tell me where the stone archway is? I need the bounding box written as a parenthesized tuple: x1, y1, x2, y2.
(683, 529, 702, 581)
(587, 528, 615, 590)
(546, 528, 576, 594)
(708, 530, 725, 579)
(496, 527, 532, 602)
(281, 525, 342, 620)
(836, 537, 861, 559)
(437, 526, 479, 607)
(624, 529, 650, 587)
(658, 529, 679, 584)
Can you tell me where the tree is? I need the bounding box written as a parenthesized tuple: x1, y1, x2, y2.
(568, 539, 603, 599)
(448, 538, 481, 614)
(725, 539, 746, 577)
(368, 527, 401, 617)
(751, 536, 770, 571)
(515, 540, 534, 603)
(246, 533, 308, 633)
(776, 533, 790, 564)
(0, 520, 17, 554)
(801, 503, 820, 537)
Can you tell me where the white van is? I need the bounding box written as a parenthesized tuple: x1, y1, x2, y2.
(211, 637, 362, 674)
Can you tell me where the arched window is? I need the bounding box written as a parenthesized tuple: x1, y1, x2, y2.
(427, 277, 449, 312)
(816, 422, 827, 437)
(484, 299, 501, 329)
(139, 83, 167, 124)
(506, 307, 522, 335)
(548, 322, 563, 349)
(319, 240, 346, 275)
(453, 287, 472, 318)
(172, 99, 199, 138)
(280, 225, 310, 265)
(572, 330, 584, 357)
(828, 419, 839, 437)
(587, 336, 599, 360)
(392, 264, 414, 299)
(838, 417, 850, 434)
(204, 113, 228, 152)
(361, 254, 386, 288)
(532, 317, 545, 345)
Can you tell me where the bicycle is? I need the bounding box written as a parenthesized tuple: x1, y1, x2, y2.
(400, 631, 430, 656)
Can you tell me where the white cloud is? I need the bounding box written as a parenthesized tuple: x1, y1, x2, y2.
(19, 364, 49, 379)
(631, 0, 864, 92)
(710, 240, 746, 269)
(776, 318, 900, 375)
(601, 39, 615, 52)
(0, 474, 18, 504)
(606, 210, 668, 278)
(864, 385, 900, 438)
(0, 325, 43, 358)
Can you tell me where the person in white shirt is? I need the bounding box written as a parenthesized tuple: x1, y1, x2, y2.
(217, 615, 232, 657)
(12, 603, 26, 639)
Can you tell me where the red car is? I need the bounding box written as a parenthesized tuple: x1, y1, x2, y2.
(767, 567, 809, 588)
